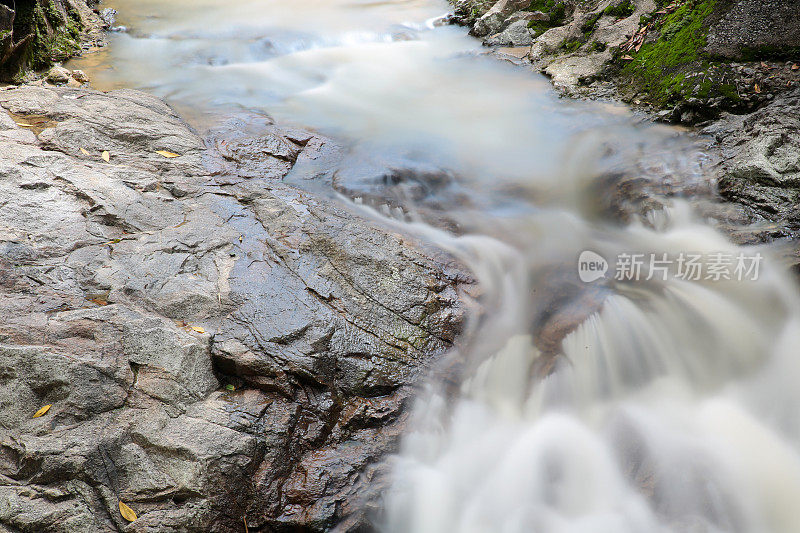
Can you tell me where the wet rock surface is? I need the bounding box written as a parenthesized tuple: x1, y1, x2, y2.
(450, 0, 800, 260)
(0, 85, 474, 532)
(706, 89, 800, 243)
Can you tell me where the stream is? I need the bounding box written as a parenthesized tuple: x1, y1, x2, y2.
(70, 1, 800, 531)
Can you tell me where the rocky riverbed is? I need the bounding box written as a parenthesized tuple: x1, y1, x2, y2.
(0, 84, 474, 531)
(1, 1, 800, 532)
(455, 0, 800, 258)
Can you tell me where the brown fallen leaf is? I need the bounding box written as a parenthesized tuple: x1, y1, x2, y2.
(793, 64, 799, 71)
(102, 151, 110, 162)
(754, 83, 762, 93)
(119, 501, 137, 522)
(33, 404, 51, 418)
(155, 150, 181, 158)
(15, 123, 35, 128)
(80, 148, 90, 156)
(190, 326, 205, 334)
(621, 55, 635, 61)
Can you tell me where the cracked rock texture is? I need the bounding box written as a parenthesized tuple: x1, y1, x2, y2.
(0, 85, 473, 532)
(706, 89, 800, 242)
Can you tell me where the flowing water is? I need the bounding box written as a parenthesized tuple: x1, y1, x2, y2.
(71, 1, 800, 531)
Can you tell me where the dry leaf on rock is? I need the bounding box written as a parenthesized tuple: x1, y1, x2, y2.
(119, 501, 137, 522)
(102, 151, 110, 162)
(155, 150, 181, 158)
(33, 405, 51, 418)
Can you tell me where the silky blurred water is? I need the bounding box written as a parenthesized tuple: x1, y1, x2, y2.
(71, 1, 800, 531)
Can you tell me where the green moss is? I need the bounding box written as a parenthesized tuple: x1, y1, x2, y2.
(559, 9, 606, 53)
(590, 41, 607, 52)
(526, 0, 557, 12)
(526, 1, 566, 36)
(736, 45, 800, 62)
(718, 82, 739, 100)
(581, 12, 603, 34)
(561, 38, 583, 53)
(620, 0, 720, 106)
(604, 0, 635, 18)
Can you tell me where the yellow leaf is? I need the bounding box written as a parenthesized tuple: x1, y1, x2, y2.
(80, 148, 90, 156)
(155, 150, 180, 158)
(33, 404, 51, 418)
(119, 501, 137, 522)
(15, 122, 35, 128)
(191, 326, 205, 334)
(102, 151, 110, 162)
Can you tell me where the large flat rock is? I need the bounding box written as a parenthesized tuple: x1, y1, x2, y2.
(0, 85, 473, 532)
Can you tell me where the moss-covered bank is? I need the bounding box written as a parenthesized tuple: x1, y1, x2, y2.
(457, 0, 799, 122)
(609, 0, 799, 120)
(616, 1, 737, 108)
(0, 0, 84, 82)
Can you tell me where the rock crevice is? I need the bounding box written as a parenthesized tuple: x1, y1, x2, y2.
(0, 85, 473, 532)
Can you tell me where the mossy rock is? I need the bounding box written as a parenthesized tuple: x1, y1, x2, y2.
(0, 0, 84, 82)
(604, 0, 635, 18)
(614, 0, 799, 116)
(526, 1, 567, 37)
(617, 1, 733, 109)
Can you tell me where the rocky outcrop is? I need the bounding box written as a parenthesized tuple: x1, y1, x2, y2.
(452, 0, 799, 122)
(705, 0, 800, 60)
(472, 0, 530, 37)
(449, 0, 800, 257)
(0, 85, 473, 531)
(705, 89, 800, 241)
